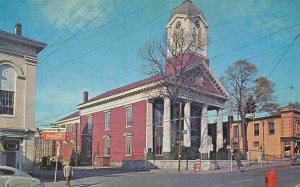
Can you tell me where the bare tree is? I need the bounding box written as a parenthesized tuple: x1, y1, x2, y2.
(221, 60, 278, 158)
(288, 101, 300, 109)
(139, 28, 207, 171)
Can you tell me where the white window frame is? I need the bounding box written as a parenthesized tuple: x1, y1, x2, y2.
(105, 112, 110, 130)
(125, 135, 132, 156)
(0, 64, 16, 116)
(126, 107, 132, 127)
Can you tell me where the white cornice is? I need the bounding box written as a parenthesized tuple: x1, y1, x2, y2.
(0, 31, 46, 54)
(77, 81, 159, 110)
(54, 116, 80, 126)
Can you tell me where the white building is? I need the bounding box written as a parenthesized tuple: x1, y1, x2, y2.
(0, 24, 46, 173)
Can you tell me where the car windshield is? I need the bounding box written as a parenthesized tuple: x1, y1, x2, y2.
(0, 169, 14, 175)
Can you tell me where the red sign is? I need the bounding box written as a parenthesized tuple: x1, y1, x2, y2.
(42, 131, 66, 141)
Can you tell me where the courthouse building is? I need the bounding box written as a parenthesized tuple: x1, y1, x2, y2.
(0, 24, 46, 172)
(54, 0, 229, 166)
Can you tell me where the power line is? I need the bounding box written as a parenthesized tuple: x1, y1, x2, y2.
(41, 0, 104, 53)
(267, 32, 300, 77)
(36, 6, 176, 77)
(43, 0, 89, 43)
(210, 24, 300, 61)
(209, 9, 297, 45)
(39, 0, 116, 63)
(40, 0, 174, 57)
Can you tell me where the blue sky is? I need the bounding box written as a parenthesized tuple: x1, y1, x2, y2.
(1, 0, 299, 128)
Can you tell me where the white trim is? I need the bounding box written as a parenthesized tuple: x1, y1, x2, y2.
(123, 132, 133, 137)
(103, 135, 111, 139)
(77, 82, 158, 109)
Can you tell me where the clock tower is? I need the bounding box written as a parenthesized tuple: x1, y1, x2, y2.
(166, 0, 208, 65)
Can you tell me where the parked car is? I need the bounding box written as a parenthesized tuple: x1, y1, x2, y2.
(0, 166, 43, 187)
(291, 155, 300, 165)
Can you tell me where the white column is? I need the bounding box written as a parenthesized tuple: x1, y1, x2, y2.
(146, 100, 153, 153)
(216, 108, 224, 152)
(183, 102, 191, 147)
(200, 104, 208, 154)
(163, 97, 171, 153)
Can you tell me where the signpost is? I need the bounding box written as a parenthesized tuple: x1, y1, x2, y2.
(54, 141, 61, 185)
(42, 128, 66, 186)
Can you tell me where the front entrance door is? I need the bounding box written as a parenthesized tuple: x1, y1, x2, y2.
(6, 152, 16, 168)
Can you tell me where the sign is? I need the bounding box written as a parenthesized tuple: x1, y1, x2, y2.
(42, 131, 66, 141)
(42, 128, 66, 132)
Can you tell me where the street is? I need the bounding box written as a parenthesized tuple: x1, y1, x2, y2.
(34, 165, 300, 187)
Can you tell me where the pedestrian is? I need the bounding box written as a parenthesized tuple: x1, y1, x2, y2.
(63, 161, 73, 187)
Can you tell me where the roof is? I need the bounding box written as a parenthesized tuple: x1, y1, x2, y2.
(169, 0, 206, 21)
(57, 111, 80, 122)
(0, 30, 47, 54)
(81, 75, 160, 105)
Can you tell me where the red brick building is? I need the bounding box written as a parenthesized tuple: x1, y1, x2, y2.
(52, 1, 230, 167)
(230, 106, 300, 161)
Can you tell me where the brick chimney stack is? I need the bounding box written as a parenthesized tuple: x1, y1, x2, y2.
(14, 23, 22, 36)
(83, 91, 89, 103)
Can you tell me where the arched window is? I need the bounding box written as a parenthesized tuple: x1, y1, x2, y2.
(0, 64, 16, 115)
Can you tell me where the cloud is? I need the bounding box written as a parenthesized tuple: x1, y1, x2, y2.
(27, 0, 115, 32)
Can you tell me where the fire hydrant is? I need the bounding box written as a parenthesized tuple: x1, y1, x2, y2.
(265, 167, 276, 187)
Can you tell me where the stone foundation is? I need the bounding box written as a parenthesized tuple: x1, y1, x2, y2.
(122, 159, 250, 170)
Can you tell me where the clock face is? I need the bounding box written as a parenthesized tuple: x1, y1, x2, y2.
(175, 21, 181, 29)
(195, 20, 200, 28)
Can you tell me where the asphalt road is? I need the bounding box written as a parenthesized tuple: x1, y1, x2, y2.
(35, 165, 300, 187)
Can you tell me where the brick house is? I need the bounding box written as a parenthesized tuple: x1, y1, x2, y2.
(230, 106, 300, 161)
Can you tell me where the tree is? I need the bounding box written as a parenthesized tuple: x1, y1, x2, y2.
(288, 101, 300, 109)
(221, 60, 278, 158)
(139, 28, 207, 171)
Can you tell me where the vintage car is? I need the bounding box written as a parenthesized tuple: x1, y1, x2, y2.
(0, 166, 43, 187)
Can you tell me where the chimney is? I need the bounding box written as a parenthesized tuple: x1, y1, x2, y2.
(83, 91, 89, 103)
(14, 23, 22, 36)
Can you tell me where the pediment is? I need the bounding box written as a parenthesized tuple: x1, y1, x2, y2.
(186, 64, 229, 99)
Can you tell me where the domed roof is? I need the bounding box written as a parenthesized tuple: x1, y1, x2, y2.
(169, 0, 206, 22)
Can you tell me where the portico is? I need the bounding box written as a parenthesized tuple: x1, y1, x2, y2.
(145, 93, 226, 160)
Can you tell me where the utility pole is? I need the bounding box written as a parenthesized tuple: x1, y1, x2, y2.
(178, 102, 182, 172)
(75, 123, 78, 167)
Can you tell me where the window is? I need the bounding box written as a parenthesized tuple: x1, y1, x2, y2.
(126, 107, 132, 127)
(254, 123, 259, 136)
(191, 110, 198, 130)
(0, 169, 14, 175)
(125, 136, 132, 156)
(104, 138, 110, 156)
(87, 116, 92, 133)
(156, 133, 163, 155)
(253, 141, 260, 147)
(191, 136, 198, 148)
(0, 65, 15, 115)
(154, 104, 163, 126)
(105, 112, 110, 130)
(233, 126, 238, 138)
(269, 123, 275, 135)
(87, 141, 91, 157)
(297, 121, 300, 134)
